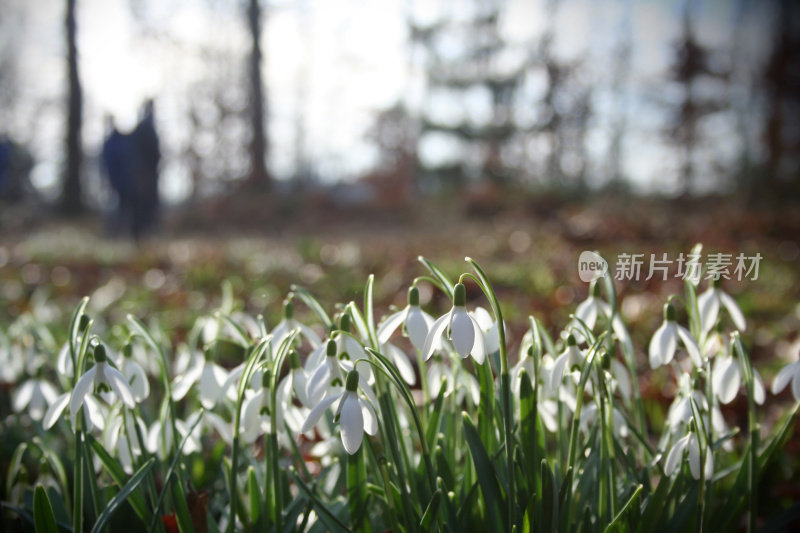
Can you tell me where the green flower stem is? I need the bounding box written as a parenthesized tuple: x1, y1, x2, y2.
(732, 333, 758, 533)
(69, 300, 91, 533)
(465, 257, 514, 529)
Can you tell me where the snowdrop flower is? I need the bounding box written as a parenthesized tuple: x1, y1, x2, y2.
(573, 282, 633, 353)
(12, 379, 59, 421)
(44, 389, 106, 431)
(580, 403, 629, 438)
(698, 278, 746, 333)
(119, 344, 150, 402)
(712, 352, 765, 405)
(146, 412, 231, 459)
(426, 356, 480, 406)
(301, 370, 378, 455)
(70, 344, 136, 428)
(664, 431, 713, 480)
(377, 286, 434, 352)
(104, 408, 148, 473)
(382, 342, 416, 385)
(423, 283, 486, 364)
(172, 348, 233, 409)
(771, 356, 800, 402)
(271, 299, 322, 350)
(550, 335, 585, 391)
(306, 339, 376, 408)
(470, 307, 502, 355)
(666, 374, 708, 432)
(649, 303, 702, 368)
(56, 342, 74, 378)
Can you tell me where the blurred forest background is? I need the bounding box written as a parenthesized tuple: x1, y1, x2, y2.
(0, 0, 798, 225)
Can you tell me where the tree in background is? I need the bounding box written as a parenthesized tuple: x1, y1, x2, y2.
(61, 0, 84, 213)
(245, 0, 270, 190)
(762, 0, 800, 194)
(664, 3, 729, 195)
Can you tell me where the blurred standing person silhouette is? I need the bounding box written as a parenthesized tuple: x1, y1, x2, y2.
(132, 98, 161, 238)
(101, 115, 135, 236)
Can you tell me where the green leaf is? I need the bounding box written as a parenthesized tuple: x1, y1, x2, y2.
(289, 285, 334, 329)
(540, 460, 558, 533)
(91, 458, 156, 533)
(417, 256, 455, 297)
(6, 442, 28, 499)
(462, 413, 506, 531)
(247, 466, 261, 526)
(603, 484, 643, 533)
(33, 485, 59, 533)
(420, 489, 442, 530)
(87, 435, 150, 523)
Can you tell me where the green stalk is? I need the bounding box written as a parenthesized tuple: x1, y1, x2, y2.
(732, 333, 758, 533)
(465, 257, 515, 530)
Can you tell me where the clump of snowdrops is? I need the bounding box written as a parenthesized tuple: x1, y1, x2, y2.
(1, 250, 799, 533)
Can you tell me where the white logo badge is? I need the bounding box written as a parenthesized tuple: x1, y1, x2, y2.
(578, 251, 608, 283)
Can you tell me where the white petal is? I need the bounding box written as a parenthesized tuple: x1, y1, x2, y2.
(104, 365, 137, 408)
(422, 312, 451, 361)
(753, 369, 765, 405)
(292, 369, 308, 405)
(70, 366, 97, 427)
(377, 309, 407, 345)
(575, 298, 599, 329)
(304, 343, 327, 374)
(339, 393, 364, 454)
(199, 363, 227, 409)
(205, 411, 233, 443)
(471, 307, 494, 331)
(301, 393, 342, 434)
(57, 342, 74, 377)
(688, 433, 702, 479)
(664, 434, 690, 476)
(450, 308, 475, 358)
(792, 368, 800, 403)
(484, 321, 501, 355)
(770, 361, 798, 395)
(298, 322, 322, 347)
(306, 361, 333, 407)
(649, 322, 675, 368)
(463, 372, 481, 406)
(43, 392, 70, 429)
(406, 307, 433, 352)
(386, 343, 416, 385)
(469, 316, 487, 364)
(610, 359, 632, 399)
(171, 359, 203, 401)
(550, 350, 570, 391)
(719, 291, 746, 332)
(698, 289, 719, 332)
(676, 325, 702, 367)
(28, 385, 48, 420)
(714, 357, 741, 404)
(359, 398, 378, 436)
(12, 381, 35, 413)
(84, 396, 106, 431)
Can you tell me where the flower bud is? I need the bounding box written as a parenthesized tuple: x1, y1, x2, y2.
(664, 303, 676, 321)
(289, 350, 301, 369)
(326, 339, 337, 357)
(94, 343, 107, 363)
(453, 283, 466, 307)
(408, 286, 420, 306)
(345, 369, 359, 392)
(283, 298, 294, 319)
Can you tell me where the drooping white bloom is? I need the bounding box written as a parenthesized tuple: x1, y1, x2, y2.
(146, 412, 230, 459)
(119, 348, 150, 402)
(649, 303, 702, 368)
(664, 431, 713, 480)
(171, 349, 233, 409)
(271, 299, 322, 350)
(470, 306, 502, 355)
(301, 370, 378, 455)
(377, 286, 434, 352)
(12, 379, 59, 421)
(712, 353, 765, 405)
(580, 403, 629, 438)
(426, 357, 480, 406)
(422, 283, 486, 364)
(550, 335, 585, 391)
(666, 374, 708, 432)
(70, 345, 136, 428)
(306, 339, 376, 408)
(44, 390, 106, 431)
(698, 279, 746, 333)
(572, 282, 633, 353)
(104, 408, 148, 473)
(771, 357, 800, 402)
(382, 342, 416, 385)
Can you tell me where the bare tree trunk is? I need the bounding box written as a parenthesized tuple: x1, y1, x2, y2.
(62, 0, 83, 213)
(246, 0, 269, 189)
